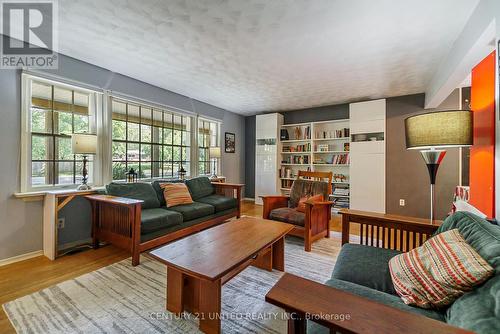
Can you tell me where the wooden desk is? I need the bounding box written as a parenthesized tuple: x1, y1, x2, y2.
(149, 217, 293, 334)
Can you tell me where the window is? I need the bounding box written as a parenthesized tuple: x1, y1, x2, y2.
(198, 118, 220, 175)
(25, 78, 97, 189)
(111, 98, 191, 180)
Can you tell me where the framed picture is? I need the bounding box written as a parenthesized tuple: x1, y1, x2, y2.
(225, 132, 235, 153)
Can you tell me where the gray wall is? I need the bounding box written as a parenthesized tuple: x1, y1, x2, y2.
(244, 115, 256, 198)
(0, 50, 245, 261)
(386, 91, 461, 219)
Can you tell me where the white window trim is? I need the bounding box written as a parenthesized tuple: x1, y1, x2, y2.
(20, 73, 103, 192)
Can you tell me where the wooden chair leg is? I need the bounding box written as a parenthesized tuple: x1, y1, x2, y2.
(304, 232, 312, 252)
(132, 249, 140, 266)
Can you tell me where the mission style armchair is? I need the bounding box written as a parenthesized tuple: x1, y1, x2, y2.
(262, 171, 333, 251)
(266, 210, 500, 334)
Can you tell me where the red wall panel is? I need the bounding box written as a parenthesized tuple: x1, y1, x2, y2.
(470, 51, 496, 217)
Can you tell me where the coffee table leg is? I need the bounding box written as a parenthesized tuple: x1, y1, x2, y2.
(167, 266, 184, 314)
(199, 278, 222, 334)
(272, 236, 285, 271)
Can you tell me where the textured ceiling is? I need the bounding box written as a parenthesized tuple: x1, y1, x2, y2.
(53, 0, 478, 115)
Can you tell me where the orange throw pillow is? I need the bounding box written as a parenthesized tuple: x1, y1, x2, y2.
(160, 183, 193, 208)
(296, 194, 323, 212)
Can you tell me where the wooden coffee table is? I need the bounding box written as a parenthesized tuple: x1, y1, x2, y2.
(149, 217, 294, 334)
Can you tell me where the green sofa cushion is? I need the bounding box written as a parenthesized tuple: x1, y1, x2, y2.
(106, 182, 160, 209)
(185, 176, 214, 200)
(435, 212, 500, 333)
(151, 179, 184, 207)
(196, 195, 237, 212)
(307, 278, 445, 334)
(167, 202, 215, 222)
(141, 208, 182, 234)
(332, 244, 400, 295)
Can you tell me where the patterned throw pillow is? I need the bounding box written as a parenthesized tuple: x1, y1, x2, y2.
(296, 194, 323, 212)
(160, 183, 193, 208)
(389, 229, 494, 309)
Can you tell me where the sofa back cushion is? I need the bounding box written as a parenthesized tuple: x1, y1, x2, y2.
(151, 179, 184, 206)
(185, 176, 214, 200)
(289, 179, 328, 208)
(106, 182, 160, 209)
(435, 212, 500, 331)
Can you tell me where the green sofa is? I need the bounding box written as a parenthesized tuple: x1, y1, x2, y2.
(308, 211, 500, 334)
(89, 177, 242, 266)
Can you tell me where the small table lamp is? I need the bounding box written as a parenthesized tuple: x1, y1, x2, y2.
(209, 147, 221, 178)
(71, 133, 97, 190)
(405, 110, 472, 222)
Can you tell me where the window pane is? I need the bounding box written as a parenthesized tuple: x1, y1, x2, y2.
(182, 147, 189, 161)
(141, 107, 152, 124)
(32, 135, 50, 160)
(57, 161, 74, 184)
(183, 116, 191, 132)
(182, 161, 190, 177)
(128, 104, 140, 122)
(163, 162, 173, 178)
(53, 86, 73, 112)
(141, 144, 151, 161)
(199, 148, 206, 161)
(163, 146, 172, 161)
(128, 122, 139, 142)
(32, 161, 51, 186)
(152, 126, 162, 144)
(74, 114, 89, 133)
(56, 137, 73, 160)
(31, 108, 52, 133)
(163, 113, 173, 128)
(127, 143, 140, 161)
(128, 163, 140, 177)
(140, 162, 151, 179)
(173, 146, 181, 161)
(182, 131, 190, 146)
(112, 120, 126, 140)
(112, 162, 127, 180)
(151, 144, 161, 161)
(56, 111, 72, 135)
(173, 130, 182, 145)
(112, 142, 126, 160)
(163, 128, 172, 145)
(173, 115, 182, 130)
(152, 161, 162, 178)
(31, 82, 52, 109)
(141, 124, 152, 142)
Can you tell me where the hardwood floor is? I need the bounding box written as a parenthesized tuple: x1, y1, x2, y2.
(0, 200, 344, 333)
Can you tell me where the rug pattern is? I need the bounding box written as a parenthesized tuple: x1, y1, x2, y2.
(3, 236, 341, 333)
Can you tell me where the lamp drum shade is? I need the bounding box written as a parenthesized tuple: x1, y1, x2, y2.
(405, 110, 473, 150)
(71, 134, 97, 155)
(209, 147, 221, 158)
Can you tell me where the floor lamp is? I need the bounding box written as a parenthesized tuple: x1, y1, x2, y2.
(405, 110, 473, 223)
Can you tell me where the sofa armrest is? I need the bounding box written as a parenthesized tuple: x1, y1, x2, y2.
(340, 209, 442, 251)
(261, 195, 289, 219)
(265, 273, 471, 334)
(212, 182, 243, 217)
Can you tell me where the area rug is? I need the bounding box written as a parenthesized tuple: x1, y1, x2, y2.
(3, 236, 342, 333)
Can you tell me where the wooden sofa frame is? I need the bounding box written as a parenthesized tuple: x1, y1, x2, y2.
(86, 182, 243, 266)
(265, 210, 472, 334)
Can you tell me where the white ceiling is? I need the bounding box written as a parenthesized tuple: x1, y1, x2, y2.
(53, 0, 478, 115)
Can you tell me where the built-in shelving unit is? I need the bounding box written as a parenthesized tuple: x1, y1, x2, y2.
(278, 119, 350, 213)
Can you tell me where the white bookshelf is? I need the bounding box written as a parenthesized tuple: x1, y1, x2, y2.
(278, 119, 350, 212)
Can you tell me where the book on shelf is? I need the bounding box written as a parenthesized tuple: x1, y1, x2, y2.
(333, 173, 349, 182)
(330, 153, 349, 165)
(282, 155, 310, 164)
(283, 143, 311, 152)
(315, 128, 350, 139)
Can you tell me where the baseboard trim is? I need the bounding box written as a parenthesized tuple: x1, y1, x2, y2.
(0, 250, 43, 267)
(243, 197, 255, 202)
